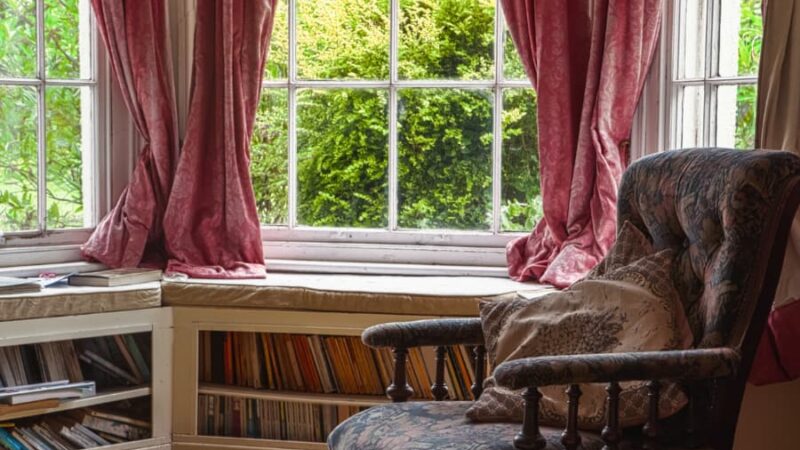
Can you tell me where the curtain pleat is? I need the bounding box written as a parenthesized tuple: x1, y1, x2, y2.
(750, 0, 800, 385)
(162, 0, 278, 278)
(502, 0, 663, 288)
(82, 0, 180, 268)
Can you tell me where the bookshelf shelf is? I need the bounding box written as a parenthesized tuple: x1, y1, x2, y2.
(198, 382, 388, 407)
(174, 433, 327, 450)
(0, 385, 152, 421)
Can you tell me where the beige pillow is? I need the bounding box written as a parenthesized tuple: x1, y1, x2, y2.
(466, 222, 694, 430)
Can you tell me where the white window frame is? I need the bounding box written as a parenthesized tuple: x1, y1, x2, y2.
(0, 0, 115, 265)
(257, 0, 533, 268)
(633, 0, 758, 156)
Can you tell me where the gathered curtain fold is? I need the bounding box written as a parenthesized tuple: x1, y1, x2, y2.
(84, 0, 276, 278)
(749, 0, 800, 385)
(161, 0, 277, 278)
(82, 0, 180, 268)
(501, 0, 663, 288)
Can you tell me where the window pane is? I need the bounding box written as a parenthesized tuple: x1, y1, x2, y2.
(718, 0, 762, 77)
(265, 0, 288, 80)
(716, 84, 757, 149)
(399, 0, 494, 80)
(503, 28, 527, 81)
(679, 85, 705, 148)
(46, 86, 88, 228)
(398, 88, 492, 230)
(0, 0, 37, 77)
(45, 0, 90, 79)
(297, 89, 389, 227)
(297, 0, 389, 80)
(0, 86, 38, 231)
(502, 89, 540, 232)
(252, 90, 289, 225)
(678, 0, 707, 79)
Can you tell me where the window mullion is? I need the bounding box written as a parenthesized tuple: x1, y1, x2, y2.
(388, 0, 399, 231)
(703, 0, 718, 147)
(491, 0, 504, 234)
(36, 0, 47, 232)
(288, 0, 298, 229)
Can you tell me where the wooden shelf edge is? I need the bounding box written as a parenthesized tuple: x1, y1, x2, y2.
(174, 434, 327, 450)
(197, 383, 388, 407)
(0, 385, 152, 421)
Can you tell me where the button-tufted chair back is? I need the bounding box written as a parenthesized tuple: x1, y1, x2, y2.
(618, 148, 800, 349)
(616, 148, 800, 447)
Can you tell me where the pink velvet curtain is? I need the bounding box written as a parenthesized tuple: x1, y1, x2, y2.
(502, 0, 663, 288)
(82, 0, 180, 268)
(161, 0, 277, 278)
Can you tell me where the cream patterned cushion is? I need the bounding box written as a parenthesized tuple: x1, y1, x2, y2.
(467, 222, 694, 430)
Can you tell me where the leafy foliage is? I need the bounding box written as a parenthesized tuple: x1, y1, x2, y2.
(735, 0, 762, 149)
(251, 0, 542, 231)
(1, 0, 86, 231)
(0, 0, 765, 234)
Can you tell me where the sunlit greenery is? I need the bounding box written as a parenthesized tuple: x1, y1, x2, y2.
(735, 0, 761, 149)
(251, 0, 542, 231)
(1, 0, 86, 232)
(1, 0, 765, 233)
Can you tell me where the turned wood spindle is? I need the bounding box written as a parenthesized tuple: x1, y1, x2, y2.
(561, 384, 582, 450)
(386, 347, 414, 402)
(642, 380, 662, 449)
(471, 345, 487, 399)
(601, 381, 622, 450)
(431, 346, 449, 401)
(513, 387, 546, 450)
(684, 385, 701, 447)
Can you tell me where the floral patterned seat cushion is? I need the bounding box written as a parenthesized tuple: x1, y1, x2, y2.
(327, 401, 605, 450)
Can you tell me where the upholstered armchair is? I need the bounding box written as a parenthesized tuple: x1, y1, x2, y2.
(328, 149, 800, 450)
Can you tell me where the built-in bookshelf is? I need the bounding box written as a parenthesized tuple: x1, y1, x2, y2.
(0, 308, 172, 450)
(196, 331, 476, 444)
(0, 333, 153, 449)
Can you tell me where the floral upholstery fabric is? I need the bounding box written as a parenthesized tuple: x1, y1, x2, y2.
(335, 148, 800, 450)
(467, 222, 693, 429)
(327, 401, 604, 450)
(617, 148, 800, 348)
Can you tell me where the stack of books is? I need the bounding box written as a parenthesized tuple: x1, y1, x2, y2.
(198, 394, 364, 443)
(198, 331, 477, 401)
(0, 405, 151, 449)
(0, 381, 96, 414)
(67, 269, 162, 287)
(0, 334, 151, 390)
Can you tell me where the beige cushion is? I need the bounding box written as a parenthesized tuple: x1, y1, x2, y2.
(162, 274, 551, 316)
(467, 222, 694, 430)
(0, 282, 162, 321)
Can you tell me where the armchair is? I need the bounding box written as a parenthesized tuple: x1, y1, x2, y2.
(328, 148, 800, 450)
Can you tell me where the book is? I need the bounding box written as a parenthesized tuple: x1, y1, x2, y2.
(79, 351, 138, 386)
(80, 414, 149, 440)
(0, 427, 25, 450)
(0, 399, 59, 416)
(0, 278, 40, 296)
(68, 269, 162, 287)
(198, 394, 365, 443)
(0, 381, 95, 405)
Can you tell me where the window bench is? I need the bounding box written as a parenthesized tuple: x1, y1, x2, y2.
(0, 282, 162, 322)
(161, 273, 552, 317)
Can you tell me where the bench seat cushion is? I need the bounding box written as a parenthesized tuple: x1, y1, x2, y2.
(162, 274, 549, 316)
(0, 282, 161, 321)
